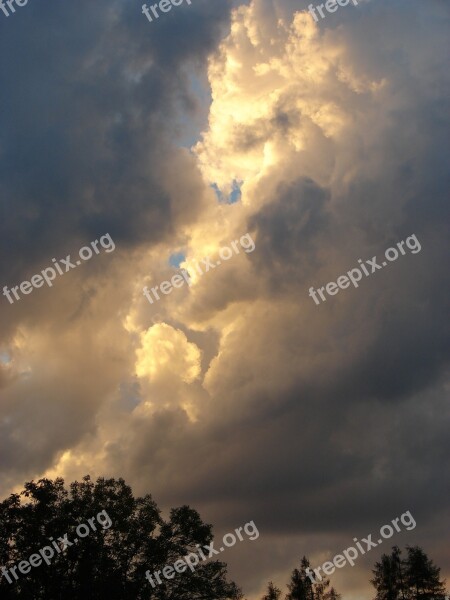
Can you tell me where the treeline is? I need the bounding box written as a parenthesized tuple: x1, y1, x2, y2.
(0, 476, 447, 600)
(261, 547, 448, 600)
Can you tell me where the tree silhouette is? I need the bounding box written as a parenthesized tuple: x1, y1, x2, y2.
(323, 589, 341, 600)
(262, 581, 282, 600)
(285, 557, 341, 600)
(0, 475, 242, 600)
(371, 546, 407, 600)
(371, 545, 447, 600)
(404, 546, 447, 600)
(259, 546, 447, 600)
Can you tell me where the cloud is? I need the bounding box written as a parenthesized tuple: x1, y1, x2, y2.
(136, 323, 202, 385)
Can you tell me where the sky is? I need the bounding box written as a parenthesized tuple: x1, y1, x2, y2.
(0, 0, 449, 598)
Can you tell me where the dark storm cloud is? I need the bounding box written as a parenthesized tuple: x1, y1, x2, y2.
(245, 103, 450, 407)
(248, 177, 331, 288)
(0, 0, 232, 296)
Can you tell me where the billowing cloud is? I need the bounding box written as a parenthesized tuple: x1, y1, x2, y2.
(136, 323, 202, 384)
